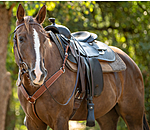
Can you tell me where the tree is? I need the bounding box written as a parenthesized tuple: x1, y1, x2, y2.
(0, 2, 15, 130)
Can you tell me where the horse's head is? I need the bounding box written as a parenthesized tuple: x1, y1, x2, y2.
(14, 4, 48, 87)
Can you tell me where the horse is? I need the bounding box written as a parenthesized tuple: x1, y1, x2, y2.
(13, 4, 149, 130)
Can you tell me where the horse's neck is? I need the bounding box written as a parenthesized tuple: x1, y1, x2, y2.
(44, 39, 63, 80)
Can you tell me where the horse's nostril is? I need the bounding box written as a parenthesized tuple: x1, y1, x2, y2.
(45, 69, 48, 76)
(39, 74, 45, 82)
(31, 70, 36, 80)
(39, 70, 47, 82)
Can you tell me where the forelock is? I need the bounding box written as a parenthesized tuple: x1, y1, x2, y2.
(24, 16, 34, 33)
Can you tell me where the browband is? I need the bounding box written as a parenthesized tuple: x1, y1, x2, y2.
(13, 22, 42, 33)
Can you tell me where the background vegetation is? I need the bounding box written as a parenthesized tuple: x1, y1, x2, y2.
(2, 1, 150, 130)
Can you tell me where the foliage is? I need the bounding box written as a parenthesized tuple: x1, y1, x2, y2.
(4, 1, 150, 129)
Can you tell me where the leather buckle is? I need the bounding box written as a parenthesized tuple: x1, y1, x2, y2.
(75, 90, 85, 100)
(27, 96, 36, 104)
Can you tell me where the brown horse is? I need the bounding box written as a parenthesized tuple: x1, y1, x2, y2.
(13, 4, 149, 130)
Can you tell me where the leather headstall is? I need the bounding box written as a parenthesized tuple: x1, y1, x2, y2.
(13, 22, 43, 73)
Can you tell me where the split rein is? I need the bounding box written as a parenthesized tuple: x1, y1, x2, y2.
(12, 22, 81, 120)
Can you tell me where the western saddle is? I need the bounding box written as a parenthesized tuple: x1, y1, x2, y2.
(45, 18, 116, 127)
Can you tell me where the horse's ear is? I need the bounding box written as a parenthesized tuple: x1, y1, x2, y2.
(35, 5, 46, 24)
(17, 4, 25, 23)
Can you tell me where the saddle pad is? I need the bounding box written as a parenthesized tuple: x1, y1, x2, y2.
(66, 52, 126, 73)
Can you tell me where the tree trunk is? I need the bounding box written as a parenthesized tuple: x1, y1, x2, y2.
(0, 4, 12, 130)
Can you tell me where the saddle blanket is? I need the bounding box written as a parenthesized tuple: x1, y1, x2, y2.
(67, 52, 126, 73)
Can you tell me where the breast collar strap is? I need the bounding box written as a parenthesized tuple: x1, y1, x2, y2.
(20, 68, 64, 121)
(18, 45, 77, 121)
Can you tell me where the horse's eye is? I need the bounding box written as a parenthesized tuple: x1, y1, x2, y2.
(19, 37, 24, 43)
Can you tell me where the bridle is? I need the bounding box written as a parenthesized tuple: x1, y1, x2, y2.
(13, 22, 80, 121)
(13, 22, 43, 83)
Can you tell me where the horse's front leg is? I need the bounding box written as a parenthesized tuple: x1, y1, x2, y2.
(53, 116, 69, 130)
(25, 115, 47, 130)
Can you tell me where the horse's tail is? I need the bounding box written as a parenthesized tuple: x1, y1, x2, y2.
(143, 114, 150, 130)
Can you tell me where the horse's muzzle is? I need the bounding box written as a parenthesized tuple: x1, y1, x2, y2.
(30, 68, 47, 86)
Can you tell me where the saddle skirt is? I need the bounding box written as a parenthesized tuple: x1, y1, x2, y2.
(68, 40, 116, 63)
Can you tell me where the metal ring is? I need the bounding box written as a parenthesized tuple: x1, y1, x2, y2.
(60, 67, 65, 73)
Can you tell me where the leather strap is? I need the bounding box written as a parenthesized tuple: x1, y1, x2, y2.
(79, 56, 86, 92)
(14, 22, 42, 33)
(20, 68, 64, 104)
(31, 103, 41, 121)
(49, 31, 64, 59)
(19, 68, 64, 121)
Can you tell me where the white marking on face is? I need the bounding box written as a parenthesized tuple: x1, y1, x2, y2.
(33, 28, 42, 84)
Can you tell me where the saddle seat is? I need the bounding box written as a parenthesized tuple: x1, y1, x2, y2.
(71, 31, 115, 62)
(72, 31, 97, 43)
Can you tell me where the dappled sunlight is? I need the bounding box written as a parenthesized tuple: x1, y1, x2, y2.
(69, 121, 86, 130)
